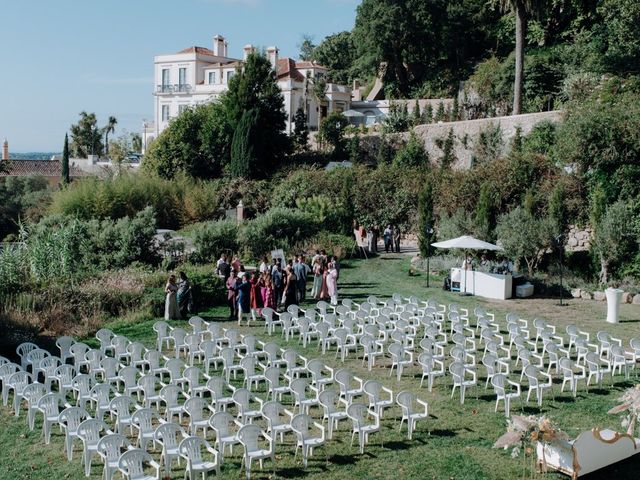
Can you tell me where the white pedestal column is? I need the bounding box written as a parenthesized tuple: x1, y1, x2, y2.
(605, 288, 623, 324)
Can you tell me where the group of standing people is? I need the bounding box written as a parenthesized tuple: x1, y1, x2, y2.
(215, 251, 341, 325)
(164, 271, 193, 320)
(354, 222, 402, 254)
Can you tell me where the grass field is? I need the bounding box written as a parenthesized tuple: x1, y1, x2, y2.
(1, 253, 639, 479)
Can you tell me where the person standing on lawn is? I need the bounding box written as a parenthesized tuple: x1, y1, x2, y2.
(235, 272, 252, 325)
(383, 225, 393, 253)
(293, 255, 307, 302)
(326, 262, 339, 305)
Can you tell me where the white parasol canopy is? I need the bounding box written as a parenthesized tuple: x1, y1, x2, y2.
(341, 109, 365, 117)
(431, 235, 503, 251)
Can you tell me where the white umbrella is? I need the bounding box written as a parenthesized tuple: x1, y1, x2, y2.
(431, 235, 502, 251)
(341, 109, 365, 117)
(431, 235, 502, 296)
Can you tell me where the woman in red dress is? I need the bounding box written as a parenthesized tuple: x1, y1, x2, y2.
(249, 270, 264, 321)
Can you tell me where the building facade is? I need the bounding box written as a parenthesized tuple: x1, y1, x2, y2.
(146, 34, 351, 151)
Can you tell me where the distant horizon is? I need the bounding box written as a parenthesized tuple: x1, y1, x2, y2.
(0, 0, 360, 152)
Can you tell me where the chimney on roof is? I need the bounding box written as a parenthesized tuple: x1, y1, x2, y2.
(243, 44, 255, 61)
(266, 46, 279, 70)
(213, 34, 226, 57)
(2, 139, 8, 161)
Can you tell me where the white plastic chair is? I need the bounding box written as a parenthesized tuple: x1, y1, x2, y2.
(56, 336, 76, 364)
(360, 335, 384, 371)
(363, 380, 393, 419)
(334, 369, 364, 405)
(183, 366, 209, 398)
(264, 366, 291, 401)
(88, 383, 113, 421)
(388, 343, 413, 381)
(209, 411, 243, 460)
(260, 400, 294, 444)
(290, 378, 319, 414)
(131, 408, 160, 450)
(36, 392, 66, 444)
(346, 403, 381, 454)
(305, 359, 334, 392)
(117, 448, 161, 480)
(71, 373, 94, 411)
(97, 433, 132, 480)
(153, 321, 172, 351)
(449, 361, 477, 405)
(232, 388, 263, 424)
(183, 396, 213, 436)
(396, 390, 429, 440)
(118, 366, 141, 398)
(559, 357, 586, 397)
(59, 406, 90, 461)
(585, 351, 612, 387)
(22, 382, 48, 430)
(523, 365, 553, 406)
(25, 349, 50, 376)
(16, 342, 39, 370)
(108, 395, 136, 435)
(240, 356, 266, 391)
(3, 370, 32, 416)
(237, 424, 274, 480)
(417, 352, 445, 392)
(491, 374, 521, 417)
(171, 327, 189, 358)
(70, 343, 91, 372)
(77, 418, 110, 477)
(154, 423, 188, 476)
(318, 389, 348, 440)
(610, 345, 635, 379)
(179, 436, 221, 479)
(291, 413, 326, 467)
(95, 329, 115, 355)
(334, 327, 358, 362)
(205, 376, 235, 412)
(138, 374, 162, 409)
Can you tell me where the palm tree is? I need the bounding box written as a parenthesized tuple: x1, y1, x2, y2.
(103, 116, 117, 156)
(499, 0, 543, 115)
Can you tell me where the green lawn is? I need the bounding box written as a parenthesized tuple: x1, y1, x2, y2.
(1, 254, 639, 479)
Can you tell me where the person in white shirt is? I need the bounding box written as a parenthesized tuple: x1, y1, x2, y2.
(259, 256, 269, 274)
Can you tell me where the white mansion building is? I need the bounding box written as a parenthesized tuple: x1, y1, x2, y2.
(144, 34, 352, 150)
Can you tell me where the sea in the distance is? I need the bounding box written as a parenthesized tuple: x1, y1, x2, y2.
(8, 152, 61, 161)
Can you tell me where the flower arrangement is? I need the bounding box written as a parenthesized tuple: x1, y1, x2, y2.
(494, 415, 568, 478)
(607, 384, 640, 436)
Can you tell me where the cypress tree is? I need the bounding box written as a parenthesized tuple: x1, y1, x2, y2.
(418, 179, 435, 257)
(412, 99, 421, 126)
(61, 133, 70, 185)
(292, 107, 309, 152)
(475, 182, 496, 241)
(229, 109, 258, 178)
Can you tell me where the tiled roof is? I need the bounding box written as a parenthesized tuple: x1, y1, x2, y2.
(276, 58, 305, 82)
(177, 46, 216, 56)
(295, 61, 327, 70)
(0, 160, 89, 178)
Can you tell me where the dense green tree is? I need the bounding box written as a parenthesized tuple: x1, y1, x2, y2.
(496, 206, 554, 275)
(475, 182, 497, 241)
(131, 133, 142, 153)
(311, 32, 356, 85)
(376, 133, 395, 165)
(599, 0, 640, 73)
(393, 132, 428, 168)
(418, 179, 435, 257)
(319, 112, 349, 159)
(291, 107, 309, 153)
(229, 109, 259, 178)
(103, 116, 117, 156)
(382, 102, 410, 133)
(497, 0, 546, 114)
(143, 103, 231, 179)
(61, 134, 70, 185)
(298, 34, 316, 61)
(411, 100, 422, 126)
(222, 52, 288, 177)
(69, 111, 103, 158)
(593, 201, 639, 284)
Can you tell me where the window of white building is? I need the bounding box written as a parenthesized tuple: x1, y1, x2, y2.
(208, 71, 217, 84)
(178, 68, 187, 91)
(178, 105, 188, 115)
(226, 70, 234, 83)
(161, 69, 170, 86)
(162, 105, 170, 121)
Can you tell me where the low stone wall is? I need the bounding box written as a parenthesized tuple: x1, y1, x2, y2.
(571, 288, 640, 304)
(411, 110, 563, 169)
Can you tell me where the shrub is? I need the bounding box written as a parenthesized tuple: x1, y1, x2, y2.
(295, 195, 350, 235)
(0, 176, 51, 241)
(393, 132, 429, 168)
(191, 220, 239, 264)
(294, 232, 357, 259)
(238, 208, 321, 259)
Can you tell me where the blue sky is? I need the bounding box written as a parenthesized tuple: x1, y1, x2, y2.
(0, 0, 360, 152)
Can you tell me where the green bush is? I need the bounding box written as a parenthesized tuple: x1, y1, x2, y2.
(294, 231, 357, 259)
(238, 208, 321, 260)
(0, 176, 51, 241)
(191, 220, 239, 264)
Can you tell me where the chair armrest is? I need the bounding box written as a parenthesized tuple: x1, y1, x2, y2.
(354, 376, 364, 389)
(417, 398, 429, 414)
(508, 380, 521, 395)
(576, 365, 586, 375)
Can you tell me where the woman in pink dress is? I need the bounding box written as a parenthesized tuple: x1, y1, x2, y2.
(319, 263, 329, 301)
(326, 262, 338, 305)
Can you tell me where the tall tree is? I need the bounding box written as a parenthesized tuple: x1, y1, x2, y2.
(418, 179, 435, 258)
(69, 111, 103, 158)
(221, 52, 288, 177)
(229, 109, 258, 178)
(103, 116, 117, 156)
(312, 76, 328, 138)
(292, 107, 309, 153)
(61, 133, 70, 185)
(298, 34, 316, 61)
(499, 0, 545, 114)
(311, 31, 355, 84)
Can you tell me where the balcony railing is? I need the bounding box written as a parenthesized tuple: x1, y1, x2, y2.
(156, 84, 192, 94)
